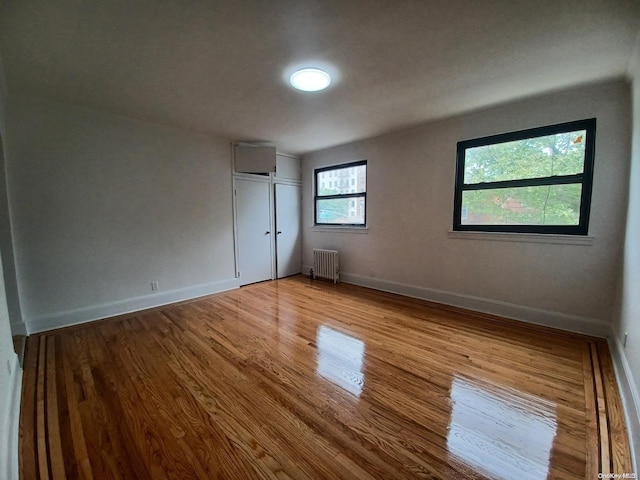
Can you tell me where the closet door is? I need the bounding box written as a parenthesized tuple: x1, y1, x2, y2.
(235, 178, 273, 285)
(275, 183, 302, 278)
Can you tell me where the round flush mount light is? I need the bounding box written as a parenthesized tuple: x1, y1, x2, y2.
(289, 68, 331, 92)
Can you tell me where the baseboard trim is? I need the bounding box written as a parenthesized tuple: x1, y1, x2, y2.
(2, 354, 22, 480)
(609, 333, 640, 471)
(302, 265, 610, 337)
(26, 278, 240, 334)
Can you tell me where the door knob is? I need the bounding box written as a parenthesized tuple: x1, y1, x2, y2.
(277, 231, 282, 235)
(265, 231, 270, 235)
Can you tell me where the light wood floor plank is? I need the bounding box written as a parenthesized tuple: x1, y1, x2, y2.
(19, 336, 39, 480)
(19, 276, 633, 479)
(60, 339, 93, 480)
(36, 336, 50, 480)
(597, 341, 633, 474)
(45, 336, 66, 480)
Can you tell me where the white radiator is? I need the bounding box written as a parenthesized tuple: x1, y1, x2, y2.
(312, 249, 339, 284)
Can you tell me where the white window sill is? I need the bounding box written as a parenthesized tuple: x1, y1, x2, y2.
(311, 226, 369, 234)
(447, 230, 594, 246)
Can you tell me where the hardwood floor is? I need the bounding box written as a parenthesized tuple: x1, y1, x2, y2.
(19, 276, 632, 479)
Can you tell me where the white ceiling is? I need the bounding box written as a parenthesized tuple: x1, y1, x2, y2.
(1, 0, 639, 155)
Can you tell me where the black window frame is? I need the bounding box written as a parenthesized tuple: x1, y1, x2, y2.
(314, 160, 367, 227)
(453, 118, 596, 235)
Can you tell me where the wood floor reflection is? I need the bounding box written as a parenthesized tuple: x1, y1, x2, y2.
(19, 276, 632, 479)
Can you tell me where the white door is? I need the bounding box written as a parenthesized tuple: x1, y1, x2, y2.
(275, 183, 302, 278)
(236, 178, 273, 286)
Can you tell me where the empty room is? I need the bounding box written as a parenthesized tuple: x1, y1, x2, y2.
(0, 1, 639, 479)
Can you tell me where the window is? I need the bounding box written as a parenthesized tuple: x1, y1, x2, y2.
(315, 160, 367, 226)
(453, 119, 596, 235)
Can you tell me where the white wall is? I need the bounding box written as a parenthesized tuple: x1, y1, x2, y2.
(0, 46, 23, 337)
(0, 51, 22, 480)
(4, 95, 238, 332)
(612, 47, 640, 465)
(0, 250, 21, 480)
(302, 80, 630, 336)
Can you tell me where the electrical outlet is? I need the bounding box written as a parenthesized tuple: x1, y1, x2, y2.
(151, 281, 158, 291)
(623, 332, 628, 348)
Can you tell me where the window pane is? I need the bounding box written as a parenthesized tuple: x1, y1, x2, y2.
(461, 184, 582, 226)
(317, 164, 366, 196)
(464, 130, 587, 184)
(317, 196, 365, 224)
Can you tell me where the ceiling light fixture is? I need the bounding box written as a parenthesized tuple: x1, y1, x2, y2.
(289, 68, 331, 92)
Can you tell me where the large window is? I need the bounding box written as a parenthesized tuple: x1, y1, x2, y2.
(315, 160, 367, 226)
(453, 119, 596, 235)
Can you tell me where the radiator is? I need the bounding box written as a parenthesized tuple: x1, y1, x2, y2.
(312, 249, 339, 284)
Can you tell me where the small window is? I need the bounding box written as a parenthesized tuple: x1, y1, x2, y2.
(453, 119, 596, 235)
(315, 160, 367, 226)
